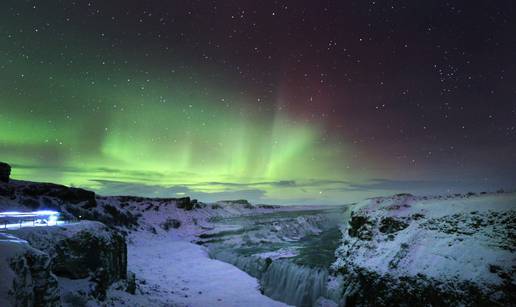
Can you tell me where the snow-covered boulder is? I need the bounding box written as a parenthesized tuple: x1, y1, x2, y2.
(0, 233, 60, 307)
(8, 221, 127, 284)
(332, 192, 516, 306)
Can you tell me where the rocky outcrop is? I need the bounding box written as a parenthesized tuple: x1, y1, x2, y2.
(0, 233, 60, 307)
(0, 162, 11, 183)
(9, 221, 127, 285)
(175, 197, 203, 210)
(20, 182, 97, 209)
(160, 218, 181, 230)
(0, 179, 97, 216)
(332, 193, 516, 306)
(218, 199, 255, 209)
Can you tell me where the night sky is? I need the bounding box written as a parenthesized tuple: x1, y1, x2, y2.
(1, 1, 515, 204)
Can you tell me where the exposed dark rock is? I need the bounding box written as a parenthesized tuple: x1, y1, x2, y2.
(411, 213, 425, 220)
(90, 267, 109, 300)
(348, 214, 373, 240)
(379, 217, 409, 234)
(0, 161, 11, 183)
(20, 182, 97, 209)
(175, 197, 203, 210)
(20, 197, 40, 209)
(147, 225, 158, 234)
(0, 184, 15, 198)
(175, 197, 193, 210)
(102, 204, 139, 228)
(126, 271, 136, 294)
(211, 203, 222, 209)
(339, 266, 510, 307)
(160, 218, 181, 230)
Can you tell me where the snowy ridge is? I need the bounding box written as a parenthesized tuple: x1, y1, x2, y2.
(332, 192, 516, 306)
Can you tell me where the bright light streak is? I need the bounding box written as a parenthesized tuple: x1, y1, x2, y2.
(0, 210, 59, 217)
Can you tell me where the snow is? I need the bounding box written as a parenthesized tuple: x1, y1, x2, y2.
(5, 221, 116, 252)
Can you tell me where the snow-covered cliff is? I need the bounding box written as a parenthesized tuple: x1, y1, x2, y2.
(332, 192, 516, 306)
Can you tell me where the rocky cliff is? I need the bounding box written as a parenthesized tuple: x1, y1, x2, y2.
(331, 192, 516, 306)
(1, 221, 128, 306)
(9, 221, 127, 283)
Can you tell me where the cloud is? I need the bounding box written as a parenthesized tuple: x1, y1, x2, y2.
(90, 179, 268, 203)
(347, 179, 435, 191)
(190, 179, 349, 189)
(329, 178, 458, 193)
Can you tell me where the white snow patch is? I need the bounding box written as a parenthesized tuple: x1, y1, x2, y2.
(127, 231, 289, 307)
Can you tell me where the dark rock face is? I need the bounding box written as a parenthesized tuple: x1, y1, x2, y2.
(52, 229, 127, 283)
(0, 162, 11, 183)
(11, 222, 127, 286)
(379, 217, 409, 234)
(101, 204, 139, 228)
(0, 183, 15, 198)
(126, 271, 136, 294)
(348, 214, 373, 240)
(160, 218, 181, 230)
(21, 182, 97, 209)
(24, 250, 61, 306)
(90, 267, 110, 300)
(175, 197, 194, 210)
(341, 268, 498, 307)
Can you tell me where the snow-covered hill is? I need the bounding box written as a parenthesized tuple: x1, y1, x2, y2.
(332, 192, 516, 306)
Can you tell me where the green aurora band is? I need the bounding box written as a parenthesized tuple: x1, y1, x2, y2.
(2, 1, 514, 204)
(0, 41, 366, 204)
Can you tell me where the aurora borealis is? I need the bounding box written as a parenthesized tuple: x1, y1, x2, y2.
(1, 1, 515, 204)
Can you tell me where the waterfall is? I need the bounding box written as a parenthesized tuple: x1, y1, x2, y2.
(206, 207, 349, 306)
(261, 260, 329, 307)
(210, 249, 335, 306)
